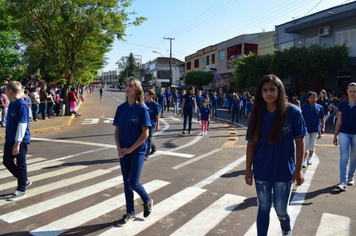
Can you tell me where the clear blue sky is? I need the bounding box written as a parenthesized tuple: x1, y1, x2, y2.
(102, 0, 353, 72)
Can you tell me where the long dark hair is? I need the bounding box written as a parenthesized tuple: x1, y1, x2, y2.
(249, 74, 288, 145)
(187, 87, 194, 96)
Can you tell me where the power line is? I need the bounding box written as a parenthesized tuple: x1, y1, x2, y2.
(304, 0, 323, 16)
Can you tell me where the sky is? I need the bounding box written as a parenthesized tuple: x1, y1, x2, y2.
(101, 0, 354, 72)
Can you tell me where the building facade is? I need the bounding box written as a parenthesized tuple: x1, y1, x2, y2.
(101, 70, 119, 85)
(275, 1, 356, 93)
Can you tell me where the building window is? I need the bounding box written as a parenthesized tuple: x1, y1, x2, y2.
(306, 37, 318, 47)
(219, 50, 225, 60)
(186, 61, 191, 70)
(206, 56, 210, 65)
(280, 41, 294, 50)
(194, 59, 199, 68)
(335, 29, 356, 57)
(212, 54, 215, 64)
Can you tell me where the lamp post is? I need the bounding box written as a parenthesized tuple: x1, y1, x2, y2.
(153, 50, 171, 86)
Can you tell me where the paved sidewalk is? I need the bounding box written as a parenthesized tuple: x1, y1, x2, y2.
(0, 110, 74, 139)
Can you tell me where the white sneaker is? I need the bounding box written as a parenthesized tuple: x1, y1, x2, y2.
(303, 160, 307, 168)
(337, 182, 347, 191)
(347, 177, 355, 186)
(282, 230, 292, 236)
(307, 157, 313, 165)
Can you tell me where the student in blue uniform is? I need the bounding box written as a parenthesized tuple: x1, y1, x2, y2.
(333, 82, 356, 191)
(245, 74, 307, 236)
(181, 87, 197, 134)
(172, 89, 179, 115)
(301, 91, 325, 167)
(113, 77, 153, 226)
(316, 89, 330, 139)
(165, 87, 171, 113)
(179, 89, 186, 116)
(227, 93, 234, 115)
(206, 97, 213, 130)
(210, 91, 218, 117)
(3, 81, 32, 201)
(200, 99, 210, 135)
(196, 91, 203, 122)
(240, 92, 247, 119)
(231, 94, 240, 123)
(156, 88, 166, 118)
(144, 89, 159, 161)
(246, 96, 254, 119)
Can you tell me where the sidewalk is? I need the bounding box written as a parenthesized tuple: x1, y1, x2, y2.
(0, 111, 74, 139)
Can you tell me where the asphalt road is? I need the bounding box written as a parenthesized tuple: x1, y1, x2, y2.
(0, 88, 354, 236)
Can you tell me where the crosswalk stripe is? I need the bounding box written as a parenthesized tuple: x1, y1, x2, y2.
(0, 165, 87, 192)
(0, 161, 64, 180)
(0, 157, 46, 171)
(315, 213, 350, 236)
(153, 150, 195, 158)
(0, 168, 110, 207)
(172, 149, 222, 170)
(98, 187, 207, 236)
(0, 175, 122, 223)
(170, 194, 246, 236)
(29, 180, 170, 236)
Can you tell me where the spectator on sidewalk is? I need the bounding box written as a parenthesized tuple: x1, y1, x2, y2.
(31, 87, 40, 121)
(69, 87, 80, 118)
(46, 85, 56, 119)
(23, 90, 32, 121)
(3, 81, 32, 201)
(54, 90, 62, 116)
(39, 84, 50, 120)
(0, 87, 10, 127)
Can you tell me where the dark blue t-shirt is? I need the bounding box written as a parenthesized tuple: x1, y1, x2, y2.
(338, 99, 356, 134)
(145, 101, 159, 127)
(246, 105, 307, 182)
(172, 92, 179, 103)
(6, 98, 31, 143)
(202, 93, 207, 99)
(231, 99, 240, 110)
(200, 107, 211, 121)
(196, 96, 203, 108)
(183, 94, 196, 110)
(246, 102, 253, 113)
(157, 93, 165, 105)
(165, 91, 171, 100)
(301, 103, 325, 133)
(113, 102, 151, 155)
(179, 94, 184, 104)
(210, 95, 217, 106)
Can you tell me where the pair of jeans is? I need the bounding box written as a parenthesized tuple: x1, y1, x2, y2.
(1, 107, 7, 126)
(47, 102, 54, 117)
(174, 102, 179, 114)
(120, 153, 150, 215)
(255, 180, 292, 236)
(183, 109, 193, 131)
(39, 102, 47, 119)
(196, 107, 201, 121)
(339, 132, 356, 183)
(212, 105, 217, 117)
(3, 141, 28, 192)
(32, 103, 39, 120)
(232, 108, 239, 123)
(159, 101, 165, 117)
(146, 125, 156, 156)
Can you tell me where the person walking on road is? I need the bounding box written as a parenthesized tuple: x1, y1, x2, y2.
(301, 91, 325, 167)
(3, 81, 32, 201)
(99, 87, 103, 100)
(144, 89, 159, 160)
(231, 94, 240, 123)
(172, 89, 179, 115)
(156, 88, 166, 118)
(181, 87, 197, 135)
(113, 77, 153, 226)
(196, 91, 203, 123)
(200, 99, 210, 135)
(333, 82, 356, 191)
(245, 74, 307, 236)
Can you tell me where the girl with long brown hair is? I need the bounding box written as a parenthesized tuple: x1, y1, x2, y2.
(245, 75, 307, 236)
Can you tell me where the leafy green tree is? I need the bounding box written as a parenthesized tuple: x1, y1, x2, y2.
(185, 71, 214, 88)
(6, 0, 145, 114)
(0, 0, 23, 80)
(234, 53, 272, 89)
(117, 53, 139, 84)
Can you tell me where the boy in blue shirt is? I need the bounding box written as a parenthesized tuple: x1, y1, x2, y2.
(156, 88, 166, 118)
(144, 89, 160, 160)
(172, 89, 179, 115)
(3, 81, 31, 201)
(165, 87, 171, 113)
(210, 91, 218, 117)
(231, 94, 240, 123)
(196, 91, 203, 122)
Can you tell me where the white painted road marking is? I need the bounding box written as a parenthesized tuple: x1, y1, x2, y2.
(172, 148, 222, 170)
(315, 213, 350, 236)
(81, 118, 99, 125)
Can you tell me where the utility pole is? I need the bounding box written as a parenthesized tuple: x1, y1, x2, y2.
(163, 37, 175, 86)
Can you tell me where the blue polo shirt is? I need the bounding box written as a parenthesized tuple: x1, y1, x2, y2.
(145, 101, 159, 127)
(246, 105, 307, 182)
(179, 94, 184, 104)
(202, 93, 207, 99)
(246, 102, 253, 114)
(200, 107, 211, 121)
(157, 93, 165, 105)
(165, 91, 171, 100)
(183, 94, 195, 111)
(6, 98, 31, 143)
(231, 99, 240, 110)
(196, 96, 203, 109)
(301, 103, 325, 133)
(338, 99, 356, 134)
(113, 102, 151, 155)
(210, 95, 217, 106)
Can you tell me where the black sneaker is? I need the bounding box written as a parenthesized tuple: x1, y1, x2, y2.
(117, 213, 135, 227)
(149, 148, 157, 155)
(143, 199, 153, 217)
